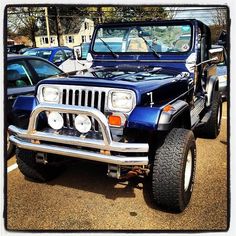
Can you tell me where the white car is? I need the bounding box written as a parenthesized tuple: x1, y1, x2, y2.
(59, 57, 89, 72)
(59, 43, 91, 72)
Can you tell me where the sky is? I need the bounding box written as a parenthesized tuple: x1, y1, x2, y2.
(171, 6, 228, 26)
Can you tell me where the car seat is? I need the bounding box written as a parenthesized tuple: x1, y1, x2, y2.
(127, 38, 148, 52)
(7, 69, 27, 87)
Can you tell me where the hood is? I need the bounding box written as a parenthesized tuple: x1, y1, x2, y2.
(38, 67, 190, 104)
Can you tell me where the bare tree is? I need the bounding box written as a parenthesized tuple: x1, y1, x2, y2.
(166, 7, 179, 19)
(212, 8, 227, 27)
(7, 7, 43, 47)
(55, 7, 64, 46)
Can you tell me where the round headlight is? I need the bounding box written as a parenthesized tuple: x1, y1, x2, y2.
(48, 112, 64, 130)
(42, 87, 60, 103)
(74, 114, 91, 133)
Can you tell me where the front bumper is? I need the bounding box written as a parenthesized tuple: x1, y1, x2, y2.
(9, 104, 149, 166)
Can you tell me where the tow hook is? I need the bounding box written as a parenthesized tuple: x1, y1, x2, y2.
(120, 166, 149, 180)
(107, 164, 150, 180)
(36, 153, 48, 165)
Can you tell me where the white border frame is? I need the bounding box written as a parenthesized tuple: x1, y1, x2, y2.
(1, 1, 235, 236)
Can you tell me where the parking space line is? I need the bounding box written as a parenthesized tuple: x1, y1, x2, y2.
(7, 163, 18, 173)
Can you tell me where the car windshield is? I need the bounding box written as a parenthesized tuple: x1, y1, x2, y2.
(93, 24, 192, 53)
(28, 59, 62, 81)
(24, 49, 53, 60)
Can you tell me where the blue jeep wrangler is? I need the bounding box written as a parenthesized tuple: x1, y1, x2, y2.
(9, 20, 223, 212)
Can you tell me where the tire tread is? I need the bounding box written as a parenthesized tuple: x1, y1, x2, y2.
(16, 148, 63, 182)
(152, 128, 196, 212)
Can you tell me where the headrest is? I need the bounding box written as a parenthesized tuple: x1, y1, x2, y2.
(127, 38, 148, 52)
(7, 69, 21, 81)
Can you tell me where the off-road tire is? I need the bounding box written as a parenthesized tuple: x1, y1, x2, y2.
(152, 128, 196, 212)
(16, 148, 64, 182)
(7, 131, 15, 159)
(197, 92, 222, 138)
(204, 92, 222, 138)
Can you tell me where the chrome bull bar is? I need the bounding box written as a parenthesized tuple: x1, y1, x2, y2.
(9, 104, 149, 166)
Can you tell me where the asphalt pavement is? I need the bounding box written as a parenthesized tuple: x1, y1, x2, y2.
(6, 102, 229, 231)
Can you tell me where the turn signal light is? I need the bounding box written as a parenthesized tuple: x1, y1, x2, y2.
(163, 104, 173, 112)
(108, 115, 121, 127)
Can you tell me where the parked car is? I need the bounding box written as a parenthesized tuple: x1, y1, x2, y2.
(76, 42, 90, 60)
(23, 47, 73, 66)
(212, 45, 228, 100)
(9, 20, 223, 213)
(59, 43, 91, 72)
(217, 30, 228, 51)
(6, 54, 64, 158)
(7, 44, 26, 54)
(59, 41, 122, 72)
(217, 62, 228, 101)
(18, 47, 35, 54)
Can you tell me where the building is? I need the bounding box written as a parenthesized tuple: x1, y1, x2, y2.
(7, 36, 32, 46)
(35, 19, 94, 48)
(7, 38, 15, 46)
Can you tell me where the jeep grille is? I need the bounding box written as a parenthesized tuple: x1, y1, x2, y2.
(60, 86, 110, 129)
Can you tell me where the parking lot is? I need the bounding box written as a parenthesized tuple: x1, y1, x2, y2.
(6, 102, 228, 231)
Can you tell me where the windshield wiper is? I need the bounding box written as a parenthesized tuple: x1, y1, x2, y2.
(138, 35, 161, 59)
(98, 37, 119, 59)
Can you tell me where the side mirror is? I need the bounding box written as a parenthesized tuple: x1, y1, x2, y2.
(54, 59, 63, 63)
(74, 46, 82, 60)
(70, 54, 75, 60)
(209, 47, 224, 64)
(54, 59, 63, 66)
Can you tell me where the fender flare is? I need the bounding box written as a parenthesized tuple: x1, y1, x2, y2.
(206, 75, 219, 107)
(12, 96, 38, 113)
(126, 100, 191, 132)
(126, 106, 162, 131)
(157, 100, 191, 131)
(11, 96, 39, 128)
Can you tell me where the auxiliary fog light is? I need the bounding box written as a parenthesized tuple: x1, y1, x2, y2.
(74, 114, 91, 133)
(48, 112, 64, 130)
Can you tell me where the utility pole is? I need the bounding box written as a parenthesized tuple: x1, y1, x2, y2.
(97, 6, 103, 24)
(55, 7, 64, 46)
(45, 7, 51, 47)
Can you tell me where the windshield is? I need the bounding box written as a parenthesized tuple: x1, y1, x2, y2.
(93, 24, 192, 53)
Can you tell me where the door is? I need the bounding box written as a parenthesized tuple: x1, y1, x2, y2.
(7, 60, 35, 123)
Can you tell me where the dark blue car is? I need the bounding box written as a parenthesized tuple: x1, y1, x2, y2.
(6, 54, 64, 158)
(23, 47, 73, 66)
